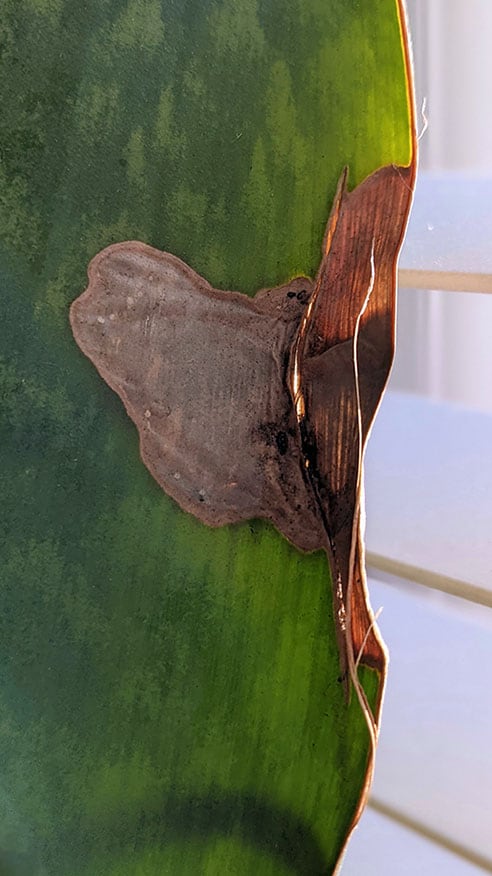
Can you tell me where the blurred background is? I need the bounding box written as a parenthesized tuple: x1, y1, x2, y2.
(391, 0, 492, 412)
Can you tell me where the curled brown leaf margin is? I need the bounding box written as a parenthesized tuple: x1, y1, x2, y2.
(334, 1, 417, 868)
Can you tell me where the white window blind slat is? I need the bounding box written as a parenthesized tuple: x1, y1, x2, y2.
(364, 391, 492, 600)
(398, 175, 492, 293)
(341, 808, 488, 876)
(366, 577, 492, 866)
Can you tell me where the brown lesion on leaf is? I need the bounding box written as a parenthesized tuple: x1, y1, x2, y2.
(70, 248, 322, 551)
(70, 160, 415, 736)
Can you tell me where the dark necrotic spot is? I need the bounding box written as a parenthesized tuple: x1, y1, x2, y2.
(296, 289, 309, 304)
(276, 431, 288, 455)
(299, 419, 317, 469)
(286, 290, 296, 299)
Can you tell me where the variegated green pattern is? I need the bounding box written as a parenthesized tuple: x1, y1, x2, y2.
(0, 1, 411, 872)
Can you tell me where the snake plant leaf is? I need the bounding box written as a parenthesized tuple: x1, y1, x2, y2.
(0, 1, 415, 874)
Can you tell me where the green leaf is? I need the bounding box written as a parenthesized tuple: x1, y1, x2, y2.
(0, 1, 413, 873)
